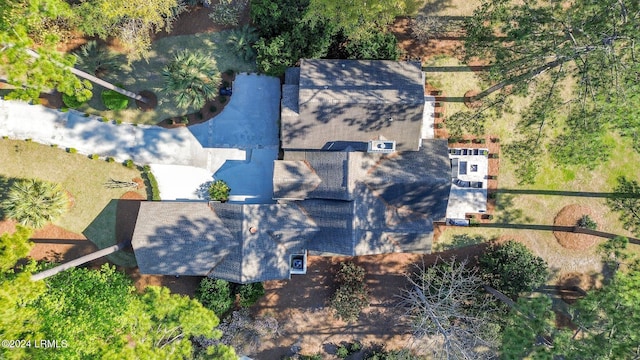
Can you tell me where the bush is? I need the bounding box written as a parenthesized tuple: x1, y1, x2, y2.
(196, 278, 233, 317)
(25, 138, 32, 142)
(62, 93, 87, 108)
(101, 87, 129, 110)
(50, 144, 57, 148)
(2, 135, 8, 139)
(219, 96, 227, 104)
(142, 165, 161, 201)
(90, 154, 99, 160)
(577, 215, 597, 230)
(67, 147, 77, 153)
(330, 262, 369, 322)
(106, 157, 115, 163)
(237, 282, 265, 307)
(209, 180, 231, 201)
(479, 240, 549, 298)
(337, 346, 349, 358)
(210, 105, 218, 113)
(115, 119, 123, 125)
(124, 159, 134, 168)
(181, 117, 189, 125)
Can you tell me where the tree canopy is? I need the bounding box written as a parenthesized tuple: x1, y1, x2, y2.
(608, 176, 640, 237)
(478, 240, 549, 299)
(464, 0, 640, 183)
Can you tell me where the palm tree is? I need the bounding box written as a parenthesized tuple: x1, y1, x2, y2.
(2, 179, 69, 229)
(226, 24, 259, 62)
(74, 40, 119, 77)
(162, 50, 221, 109)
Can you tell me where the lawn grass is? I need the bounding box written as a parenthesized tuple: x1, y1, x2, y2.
(0, 139, 145, 244)
(77, 30, 258, 125)
(430, 53, 639, 276)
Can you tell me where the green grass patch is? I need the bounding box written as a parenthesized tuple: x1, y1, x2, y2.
(0, 140, 146, 237)
(78, 30, 258, 125)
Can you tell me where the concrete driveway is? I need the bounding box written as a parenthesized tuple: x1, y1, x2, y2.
(0, 73, 281, 202)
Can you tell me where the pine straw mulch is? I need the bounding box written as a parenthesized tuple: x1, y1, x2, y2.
(553, 204, 605, 250)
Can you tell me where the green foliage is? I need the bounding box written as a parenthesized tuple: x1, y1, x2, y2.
(106, 156, 115, 163)
(209, 0, 248, 26)
(2, 179, 69, 228)
(142, 165, 161, 200)
(208, 180, 231, 201)
(226, 24, 259, 62)
(339, 30, 401, 60)
(598, 236, 630, 269)
(89, 154, 99, 160)
(24, 265, 230, 359)
(74, 40, 119, 76)
(577, 215, 597, 230)
(162, 50, 221, 109)
(101, 87, 130, 110)
(479, 241, 549, 298)
(465, 0, 640, 176)
(74, 0, 184, 62)
(503, 268, 640, 359)
(67, 147, 77, 153)
(124, 159, 135, 168)
(0, 0, 93, 103)
(607, 176, 640, 236)
(196, 278, 233, 316)
(237, 282, 265, 307)
(62, 92, 89, 108)
(330, 262, 369, 322)
(0, 226, 33, 273)
(304, 0, 411, 39)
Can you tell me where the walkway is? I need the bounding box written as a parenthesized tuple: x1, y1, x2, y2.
(0, 73, 281, 202)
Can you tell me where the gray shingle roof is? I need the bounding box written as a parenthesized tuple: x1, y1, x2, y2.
(278, 151, 352, 200)
(363, 139, 452, 221)
(281, 59, 425, 151)
(131, 201, 317, 283)
(297, 184, 433, 256)
(273, 160, 322, 200)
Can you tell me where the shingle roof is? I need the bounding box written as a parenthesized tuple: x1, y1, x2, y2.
(363, 139, 452, 221)
(131, 202, 237, 277)
(131, 201, 317, 283)
(273, 160, 322, 200)
(281, 59, 425, 151)
(278, 151, 352, 200)
(298, 184, 433, 256)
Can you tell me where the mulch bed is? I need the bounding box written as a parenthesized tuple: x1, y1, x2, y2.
(553, 205, 604, 250)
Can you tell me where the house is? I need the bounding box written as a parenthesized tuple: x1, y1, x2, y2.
(130, 59, 453, 282)
(281, 59, 427, 151)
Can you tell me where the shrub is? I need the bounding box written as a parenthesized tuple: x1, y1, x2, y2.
(209, 105, 217, 113)
(219, 96, 227, 104)
(101, 118, 109, 122)
(25, 138, 32, 142)
(50, 144, 57, 148)
(142, 165, 161, 201)
(90, 154, 99, 160)
(435, 122, 444, 129)
(180, 116, 189, 124)
(209, 0, 247, 26)
(196, 278, 233, 317)
(124, 159, 134, 168)
(209, 180, 231, 201)
(337, 346, 349, 358)
(237, 282, 265, 307)
(577, 215, 597, 230)
(2, 179, 69, 228)
(479, 240, 549, 298)
(67, 148, 77, 153)
(101, 87, 129, 110)
(62, 93, 87, 108)
(330, 262, 369, 322)
(106, 157, 115, 163)
(115, 119, 123, 125)
(60, 107, 69, 112)
(2, 135, 8, 139)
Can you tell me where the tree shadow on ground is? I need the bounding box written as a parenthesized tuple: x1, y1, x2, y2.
(494, 193, 533, 224)
(434, 233, 487, 251)
(83, 199, 137, 267)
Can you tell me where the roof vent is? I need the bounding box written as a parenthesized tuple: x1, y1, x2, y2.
(290, 251, 307, 275)
(367, 140, 396, 154)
